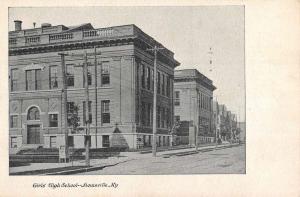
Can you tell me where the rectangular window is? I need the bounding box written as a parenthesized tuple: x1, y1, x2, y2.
(157, 106, 160, 128)
(10, 115, 18, 128)
(84, 135, 91, 147)
(11, 69, 18, 91)
(67, 102, 75, 114)
(166, 76, 170, 97)
(151, 69, 154, 91)
(101, 100, 110, 124)
(175, 91, 180, 106)
(145, 67, 148, 90)
(49, 66, 58, 89)
(147, 103, 152, 126)
(157, 72, 161, 94)
(158, 136, 161, 147)
(11, 137, 18, 148)
(175, 115, 180, 122)
(141, 102, 146, 126)
(201, 93, 203, 108)
(67, 102, 75, 126)
(141, 65, 145, 89)
(147, 67, 151, 90)
(83, 66, 92, 86)
(88, 66, 92, 86)
(166, 108, 170, 128)
(66, 64, 74, 87)
(102, 135, 110, 147)
(198, 93, 201, 109)
(50, 136, 57, 148)
(68, 136, 74, 147)
(162, 74, 165, 96)
(26, 69, 41, 90)
(49, 114, 58, 127)
(101, 65, 110, 86)
(136, 64, 140, 91)
(35, 69, 41, 90)
(83, 101, 92, 125)
(161, 107, 165, 128)
(25, 70, 33, 90)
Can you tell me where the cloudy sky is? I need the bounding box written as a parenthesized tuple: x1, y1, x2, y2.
(9, 6, 245, 121)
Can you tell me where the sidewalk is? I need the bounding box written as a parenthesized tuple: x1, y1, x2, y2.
(158, 143, 239, 156)
(10, 143, 240, 175)
(10, 156, 133, 175)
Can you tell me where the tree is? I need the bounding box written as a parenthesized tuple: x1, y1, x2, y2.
(170, 120, 180, 135)
(68, 105, 80, 133)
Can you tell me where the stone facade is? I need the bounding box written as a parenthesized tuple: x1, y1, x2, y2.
(9, 22, 179, 152)
(174, 69, 216, 146)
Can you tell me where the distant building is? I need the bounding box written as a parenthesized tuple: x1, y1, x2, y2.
(237, 122, 246, 142)
(174, 69, 216, 145)
(9, 21, 180, 152)
(218, 104, 227, 140)
(212, 101, 221, 139)
(213, 103, 238, 142)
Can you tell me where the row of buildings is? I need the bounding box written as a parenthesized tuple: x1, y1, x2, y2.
(8, 20, 243, 152)
(212, 101, 239, 142)
(172, 69, 241, 146)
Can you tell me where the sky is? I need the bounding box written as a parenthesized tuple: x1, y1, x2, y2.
(9, 6, 245, 122)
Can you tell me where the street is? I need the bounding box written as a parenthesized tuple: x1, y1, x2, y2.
(78, 144, 245, 175)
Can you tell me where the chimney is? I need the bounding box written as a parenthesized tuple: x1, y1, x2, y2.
(14, 20, 22, 31)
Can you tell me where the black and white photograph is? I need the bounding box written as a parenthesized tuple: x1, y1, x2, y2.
(8, 6, 246, 175)
(1, 1, 300, 196)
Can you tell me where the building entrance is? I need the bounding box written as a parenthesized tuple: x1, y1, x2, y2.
(27, 125, 40, 144)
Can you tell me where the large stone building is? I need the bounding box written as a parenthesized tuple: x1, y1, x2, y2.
(9, 21, 179, 152)
(173, 69, 216, 145)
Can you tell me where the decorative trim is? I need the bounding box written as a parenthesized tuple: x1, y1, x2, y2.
(112, 56, 122, 61)
(9, 37, 135, 56)
(9, 135, 23, 137)
(48, 111, 59, 114)
(23, 63, 46, 71)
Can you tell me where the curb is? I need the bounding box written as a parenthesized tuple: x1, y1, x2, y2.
(45, 164, 115, 175)
(161, 143, 240, 157)
(46, 159, 132, 175)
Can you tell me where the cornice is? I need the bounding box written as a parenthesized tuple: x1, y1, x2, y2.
(9, 37, 135, 56)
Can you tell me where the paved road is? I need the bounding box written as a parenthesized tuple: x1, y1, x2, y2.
(79, 144, 245, 175)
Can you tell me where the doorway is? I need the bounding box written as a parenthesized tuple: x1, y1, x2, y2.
(27, 125, 40, 144)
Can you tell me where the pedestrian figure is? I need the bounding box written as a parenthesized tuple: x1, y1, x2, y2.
(215, 137, 222, 149)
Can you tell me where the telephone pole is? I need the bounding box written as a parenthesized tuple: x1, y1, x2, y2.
(58, 52, 69, 162)
(147, 45, 164, 157)
(83, 51, 90, 167)
(195, 93, 199, 151)
(94, 47, 99, 148)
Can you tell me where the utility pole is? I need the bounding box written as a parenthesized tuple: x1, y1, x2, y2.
(147, 45, 164, 157)
(58, 53, 69, 163)
(195, 92, 199, 151)
(94, 46, 99, 148)
(68, 50, 101, 159)
(83, 51, 90, 167)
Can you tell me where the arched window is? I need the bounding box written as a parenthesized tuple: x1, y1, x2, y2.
(27, 106, 40, 120)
